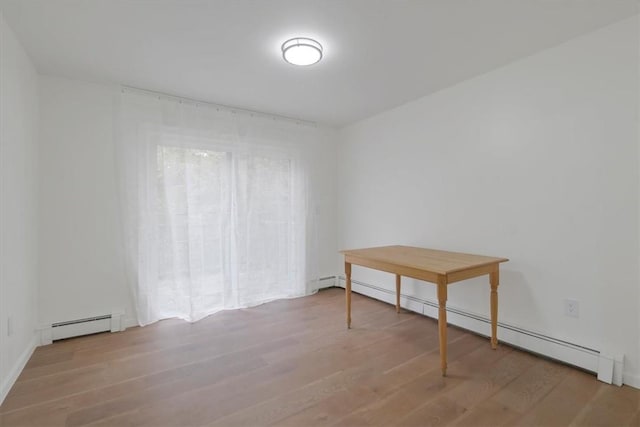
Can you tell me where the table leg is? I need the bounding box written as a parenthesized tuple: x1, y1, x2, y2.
(346, 262, 352, 329)
(395, 274, 401, 313)
(437, 279, 448, 376)
(490, 269, 499, 349)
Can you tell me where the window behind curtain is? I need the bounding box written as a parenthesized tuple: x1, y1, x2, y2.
(155, 144, 298, 320)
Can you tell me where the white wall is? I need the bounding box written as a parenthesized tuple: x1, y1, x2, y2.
(637, 13, 640, 390)
(0, 12, 40, 401)
(38, 76, 132, 326)
(38, 75, 338, 328)
(337, 17, 640, 385)
(303, 126, 339, 283)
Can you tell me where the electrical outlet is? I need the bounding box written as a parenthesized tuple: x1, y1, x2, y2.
(7, 316, 13, 336)
(565, 299, 579, 318)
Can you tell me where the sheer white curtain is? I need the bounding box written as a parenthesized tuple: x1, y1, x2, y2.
(117, 88, 317, 325)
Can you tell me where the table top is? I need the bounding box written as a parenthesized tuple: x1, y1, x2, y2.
(340, 245, 508, 275)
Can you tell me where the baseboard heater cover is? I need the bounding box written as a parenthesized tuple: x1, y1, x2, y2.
(335, 276, 626, 387)
(318, 276, 338, 288)
(39, 310, 126, 345)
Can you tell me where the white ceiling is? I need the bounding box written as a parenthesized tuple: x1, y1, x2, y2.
(1, 0, 637, 126)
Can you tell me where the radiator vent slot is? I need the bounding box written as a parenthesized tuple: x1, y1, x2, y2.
(52, 314, 112, 328)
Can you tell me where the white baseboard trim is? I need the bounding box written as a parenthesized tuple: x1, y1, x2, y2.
(335, 276, 636, 388)
(0, 332, 38, 406)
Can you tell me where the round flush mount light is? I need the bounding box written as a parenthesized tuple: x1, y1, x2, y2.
(281, 37, 323, 66)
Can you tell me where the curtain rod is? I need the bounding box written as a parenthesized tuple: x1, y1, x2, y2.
(121, 85, 317, 127)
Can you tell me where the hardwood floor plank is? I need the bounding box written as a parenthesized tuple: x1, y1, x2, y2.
(451, 399, 521, 427)
(0, 288, 637, 427)
(3, 294, 344, 394)
(210, 321, 461, 427)
(569, 383, 640, 427)
(0, 341, 275, 426)
(451, 357, 570, 426)
(18, 291, 346, 382)
(86, 317, 418, 426)
(342, 340, 515, 427)
(2, 326, 294, 413)
(513, 369, 602, 427)
(391, 348, 529, 427)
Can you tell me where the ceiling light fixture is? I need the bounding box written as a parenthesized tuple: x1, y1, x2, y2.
(281, 37, 323, 66)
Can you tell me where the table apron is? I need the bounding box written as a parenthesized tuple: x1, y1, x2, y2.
(446, 263, 499, 284)
(345, 255, 440, 283)
(345, 255, 499, 285)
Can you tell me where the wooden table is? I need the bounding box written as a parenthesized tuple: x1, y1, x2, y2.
(340, 245, 508, 376)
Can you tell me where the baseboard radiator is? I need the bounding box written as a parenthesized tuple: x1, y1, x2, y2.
(39, 311, 126, 345)
(316, 276, 338, 290)
(328, 275, 625, 387)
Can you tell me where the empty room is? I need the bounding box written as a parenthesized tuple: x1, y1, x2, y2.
(1, 1, 639, 426)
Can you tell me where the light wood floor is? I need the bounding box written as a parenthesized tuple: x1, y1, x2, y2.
(1, 288, 638, 427)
